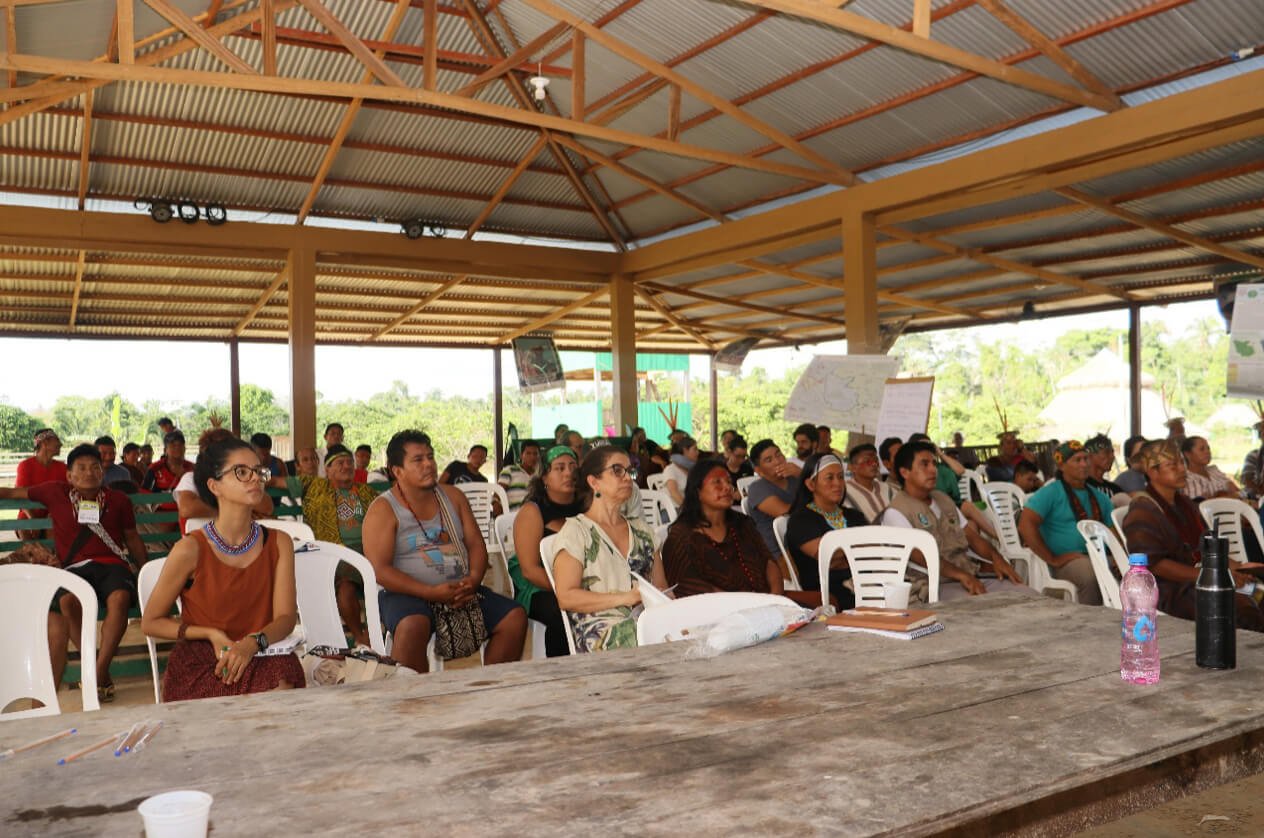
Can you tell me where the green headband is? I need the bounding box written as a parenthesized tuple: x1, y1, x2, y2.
(544, 445, 576, 467)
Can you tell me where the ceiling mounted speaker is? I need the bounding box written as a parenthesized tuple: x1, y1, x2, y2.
(402, 219, 426, 239)
(204, 204, 228, 226)
(149, 202, 174, 223)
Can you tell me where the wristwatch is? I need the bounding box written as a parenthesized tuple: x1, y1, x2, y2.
(253, 632, 269, 653)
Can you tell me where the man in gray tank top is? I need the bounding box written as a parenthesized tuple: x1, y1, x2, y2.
(361, 430, 526, 672)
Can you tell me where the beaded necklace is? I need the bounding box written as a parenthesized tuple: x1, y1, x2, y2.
(808, 501, 848, 530)
(203, 520, 262, 556)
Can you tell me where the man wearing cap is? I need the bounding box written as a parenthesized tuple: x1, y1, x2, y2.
(277, 444, 379, 646)
(1083, 434, 1124, 498)
(0, 443, 148, 702)
(1017, 441, 1109, 605)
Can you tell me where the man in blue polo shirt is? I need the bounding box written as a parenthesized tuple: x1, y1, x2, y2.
(1017, 440, 1109, 605)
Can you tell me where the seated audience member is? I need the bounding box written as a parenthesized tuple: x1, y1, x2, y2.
(881, 441, 1025, 601)
(843, 443, 894, 524)
(628, 426, 662, 487)
(907, 432, 997, 538)
(662, 459, 818, 607)
(790, 423, 818, 467)
(293, 446, 320, 478)
(157, 417, 176, 437)
(353, 445, 372, 484)
(1181, 436, 1240, 501)
(564, 430, 586, 459)
(944, 431, 980, 469)
(95, 436, 131, 487)
(120, 442, 146, 485)
(747, 439, 801, 556)
(440, 444, 489, 485)
(985, 431, 1036, 482)
(141, 438, 304, 701)
(280, 444, 378, 646)
(784, 452, 867, 610)
(1013, 460, 1044, 494)
(1165, 417, 1187, 444)
(138, 443, 154, 471)
(498, 440, 540, 511)
(1241, 420, 1264, 499)
(1017, 441, 1108, 605)
(1124, 439, 1264, 630)
(316, 422, 344, 477)
(176, 429, 273, 530)
(510, 445, 581, 657)
(552, 446, 667, 652)
(362, 431, 525, 671)
(816, 425, 843, 458)
(662, 436, 699, 507)
(879, 436, 902, 484)
(0, 444, 149, 703)
(723, 434, 755, 488)
(553, 423, 570, 446)
(17, 428, 66, 487)
(1084, 434, 1124, 497)
(143, 430, 193, 529)
(1114, 435, 1148, 494)
(250, 432, 289, 479)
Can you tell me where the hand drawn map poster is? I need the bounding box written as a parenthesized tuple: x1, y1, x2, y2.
(783, 355, 900, 433)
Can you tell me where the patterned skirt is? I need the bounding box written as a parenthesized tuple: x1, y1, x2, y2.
(162, 639, 306, 702)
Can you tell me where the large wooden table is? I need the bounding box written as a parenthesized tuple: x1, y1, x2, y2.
(6, 592, 1264, 837)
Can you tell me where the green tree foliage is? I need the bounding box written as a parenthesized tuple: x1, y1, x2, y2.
(0, 403, 41, 450)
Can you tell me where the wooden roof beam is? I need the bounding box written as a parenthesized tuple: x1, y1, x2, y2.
(634, 286, 716, 349)
(495, 287, 609, 344)
(67, 250, 86, 329)
(296, 0, 407, 86)
(975, 0, 1118, 102)
(454, 22, 570, 98)
(142, 0, 257, 74)
(233, 267, 289, 336)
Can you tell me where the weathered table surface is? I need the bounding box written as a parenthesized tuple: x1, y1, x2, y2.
(5, 592, 1264, 837)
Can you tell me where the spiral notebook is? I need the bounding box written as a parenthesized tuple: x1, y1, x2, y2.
(828, 622, 945, 641)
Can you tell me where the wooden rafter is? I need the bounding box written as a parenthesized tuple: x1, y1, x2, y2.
(570, 30, 584, 119)
(369, 275, 469, 340)
(67, 250, 86, 328)
(296, 0, 411, 224)
(296, 0, 406, 86)
(141, 0, 257, 74)
(422, 0, 436, 89)
(634, 286, 716, 349)
(1055, 187, 1264, 273)
(642, 281, 844, 326)
(4, 4, 15, 87)
(522, 0, 855, 183)
(741, 0, 1120, 111)
(203, 0, 223, 28)
(454, 22, 569, 98)
(75, 89, 92, 210)
(975, 0, 1118, 100)
(912, 0, 930, 38)
(116, 0, 133, 65)
(496, 287, 609, 344)
(234, 267, 289, 336)
(261, 0, 277, 75)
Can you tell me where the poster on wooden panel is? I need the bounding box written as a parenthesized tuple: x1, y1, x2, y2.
(1227, 283, 1264, 397)
(875, 377, 935, 445)
(512, 336, 564, 394)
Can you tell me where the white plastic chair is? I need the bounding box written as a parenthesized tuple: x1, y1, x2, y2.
(957, 467, 987, 505)
(0, 564, 100, 720)
(457, 482, 511, 545)
(646, 473, 669, 493)
(138, 557, 179, 703)
(293, 541, 386, 654)
(1110, 505, 1129, 548)
(983, 482, 1079, 603)
(818, 526, 941, 607)
(771, 515, 802, 590)
(261, 518, 316, 543)
(1077, 519, 1127, 610)
(636, 592, 801, 646)
(640, 489, 678, 528)
(736, 475, 758, 499)
(538, 534, 578, 655)
(1199, 498, 1263, 565)
(493, 511, 547, 660)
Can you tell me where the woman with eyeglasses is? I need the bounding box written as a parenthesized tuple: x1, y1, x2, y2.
(552, 447, 669, 652)
(142, 438, 303, 701)
(511, 445, 583, 657)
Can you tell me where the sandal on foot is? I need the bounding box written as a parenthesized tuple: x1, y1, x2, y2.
(97, 684, 115, 703)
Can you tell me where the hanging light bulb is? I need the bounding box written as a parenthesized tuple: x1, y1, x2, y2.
(528, 60, 549, 102)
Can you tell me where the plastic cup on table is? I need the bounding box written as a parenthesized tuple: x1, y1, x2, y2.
(138, 790, 213, 838)
(883, 581, 912, 610)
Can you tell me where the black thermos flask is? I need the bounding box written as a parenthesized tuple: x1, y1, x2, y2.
(1196, 531, 1235, 669)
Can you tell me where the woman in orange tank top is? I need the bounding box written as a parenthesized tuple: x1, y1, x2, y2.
(142, 438, 304, 701)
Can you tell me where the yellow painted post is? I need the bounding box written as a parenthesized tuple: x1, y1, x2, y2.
(609, 273, 639, 437)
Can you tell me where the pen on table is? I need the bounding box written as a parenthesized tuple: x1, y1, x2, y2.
(132, 721, 164, 753)
(115, 722, 147, 756)
(0, 727, 77, 760)
(58, 731, 127, 766)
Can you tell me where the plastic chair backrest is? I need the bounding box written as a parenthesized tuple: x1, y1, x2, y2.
(538, 534, 578, 654)
(983, 482, 1027, 557)
(771, 515, 801, 590)
(0, 564, 100, 720)
(736, 476, 758, 498)
(639, 489, 677, 528)
(1110, 505, 1129, 547)
(819, 526, 940, 608)
(740, 493, 751, 517)
(293, 541, 386, 654)
(1199, 497, 1262, 564)
(138, 557, 180, 703)
(261, 519, 317, 542)
(957, 468, 987, 504)
(492, 510, 519, 599)
(184, 516, 211, 534)
(1077, 519, 1125, 609)
(457, 482, 511, 544)
(636, 592, 801, 646)
(646, 473, 669, 493)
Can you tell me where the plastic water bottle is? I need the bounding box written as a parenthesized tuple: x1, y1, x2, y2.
(1120, 552, 1160, 684)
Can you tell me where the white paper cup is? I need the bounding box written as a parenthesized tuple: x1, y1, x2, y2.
(883, 581, 912, 610)
(138, 790, 213, 838)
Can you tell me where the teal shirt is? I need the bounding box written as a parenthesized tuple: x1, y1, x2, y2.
(1024, 480, 1111, 555)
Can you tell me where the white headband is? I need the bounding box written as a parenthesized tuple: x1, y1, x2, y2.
(808, 454, 843, 479)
